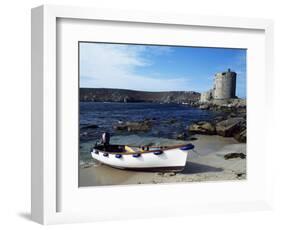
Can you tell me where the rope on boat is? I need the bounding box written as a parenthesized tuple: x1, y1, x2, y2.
(126, 143, 193, 150)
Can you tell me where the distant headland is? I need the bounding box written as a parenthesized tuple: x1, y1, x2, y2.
(80, 88, 200, 104)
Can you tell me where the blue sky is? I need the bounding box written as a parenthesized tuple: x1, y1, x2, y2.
(80, 42, 246, 98)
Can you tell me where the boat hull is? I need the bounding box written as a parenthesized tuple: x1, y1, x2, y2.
(91, 148, 189, 172)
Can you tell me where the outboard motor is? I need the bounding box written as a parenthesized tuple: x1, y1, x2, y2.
(101, 132, 110, 146)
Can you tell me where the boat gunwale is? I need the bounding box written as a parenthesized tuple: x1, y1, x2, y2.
(93, 143, 191, 155)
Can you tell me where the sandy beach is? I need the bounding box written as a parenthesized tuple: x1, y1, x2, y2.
(79, 134, 246, 187)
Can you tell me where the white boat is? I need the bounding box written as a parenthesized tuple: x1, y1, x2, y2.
(91, 142, 194, 172)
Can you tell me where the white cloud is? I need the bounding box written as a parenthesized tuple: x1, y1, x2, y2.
(79, 43, 190, 91)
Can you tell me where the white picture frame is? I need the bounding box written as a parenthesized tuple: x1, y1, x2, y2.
(31, 5, 274, 225)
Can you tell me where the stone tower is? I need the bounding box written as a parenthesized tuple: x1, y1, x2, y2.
(213, 69, 236, 100)
(200, 89, 213, 102)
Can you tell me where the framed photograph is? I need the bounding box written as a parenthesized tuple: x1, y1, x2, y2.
(31, 5, 274, 224)
(78, 42, 247, 187)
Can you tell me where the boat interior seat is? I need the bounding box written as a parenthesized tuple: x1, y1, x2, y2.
(125, 145, 136, 153)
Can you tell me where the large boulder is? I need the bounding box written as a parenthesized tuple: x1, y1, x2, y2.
(224, 152, 246, 160)
(234, 129, 247, 143)
(127, 121, 151, 132)
(113, 120, 152, 132)
(188, 121, 216, 135)
(215, 118, 245, 137)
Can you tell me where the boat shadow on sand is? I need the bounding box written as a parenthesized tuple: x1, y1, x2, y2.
(180, 162, 223, 174)
(98, 161, 223, 175)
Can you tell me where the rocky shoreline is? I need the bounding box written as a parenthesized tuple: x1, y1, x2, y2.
(110, 98, 247, 143)
(187, 98, 246, 143)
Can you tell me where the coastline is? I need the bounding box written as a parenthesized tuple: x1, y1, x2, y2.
(79, 134, 246, 187)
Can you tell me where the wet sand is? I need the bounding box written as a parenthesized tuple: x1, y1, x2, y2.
(79, 134, 246, 187)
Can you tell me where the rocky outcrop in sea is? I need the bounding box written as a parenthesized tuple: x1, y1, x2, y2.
(187, 99, 247, 143)
(113, 120, 152, 132)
